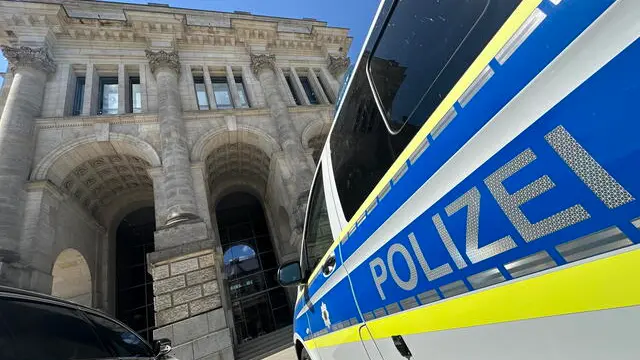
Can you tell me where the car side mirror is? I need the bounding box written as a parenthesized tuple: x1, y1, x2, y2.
(277, 261, 303, 287)
(154, 338, 172, 357)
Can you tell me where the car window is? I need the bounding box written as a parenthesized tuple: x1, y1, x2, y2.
(0, 297, 113, 360)
(368, 0, 519, 131)
(303, 165, 334, 271)
(86, 313, 154, 358)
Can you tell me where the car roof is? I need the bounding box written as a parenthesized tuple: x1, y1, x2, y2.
(0, 285, 93, 311)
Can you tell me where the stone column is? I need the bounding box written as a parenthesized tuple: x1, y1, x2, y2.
(145, 50, 199, 226)
(251, 54, 314, 242)
(328, 55, 350, 88)
(0, 46, 55, 266)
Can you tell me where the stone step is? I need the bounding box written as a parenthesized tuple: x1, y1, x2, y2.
(236, 325, 294, 360)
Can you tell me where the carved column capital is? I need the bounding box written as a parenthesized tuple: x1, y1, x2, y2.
(327, 55, 350, 77)
(1, 46, 55, 74)
(250, 53, 276, 76)
(145, 49, 180, 75)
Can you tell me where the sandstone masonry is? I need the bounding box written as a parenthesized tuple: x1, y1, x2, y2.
(0, 0, 350, 359)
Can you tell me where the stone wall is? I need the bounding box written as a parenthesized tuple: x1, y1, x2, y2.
(150, 246, 232, 360)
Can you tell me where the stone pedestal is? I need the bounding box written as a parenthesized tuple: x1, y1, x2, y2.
(148, 238, 232, 360)
(0, 46, 54, 277)
(146, 50, 199, 227)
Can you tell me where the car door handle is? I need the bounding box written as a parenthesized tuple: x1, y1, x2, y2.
(322, 254, 336, 277)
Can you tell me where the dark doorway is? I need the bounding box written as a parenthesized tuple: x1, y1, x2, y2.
(115, 207, 156, 341)
(216, 192, 291, 343)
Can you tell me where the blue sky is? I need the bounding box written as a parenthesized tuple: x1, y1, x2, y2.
(0, 0, 379, 86)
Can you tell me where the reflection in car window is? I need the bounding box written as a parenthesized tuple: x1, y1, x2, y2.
(369, 0, 519, 130)
(87, 313, 154, 358)
(304, 165, 334, 271)
(0, 298, 112, 360)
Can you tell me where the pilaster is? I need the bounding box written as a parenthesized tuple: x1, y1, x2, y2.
(202, 65, 217, 110)
(290, 67, 310, 106)
(307, 67, 329, 104)
(225, 65, 242, 109)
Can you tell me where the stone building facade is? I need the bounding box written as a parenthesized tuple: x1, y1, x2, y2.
(0, 0, 350, 358)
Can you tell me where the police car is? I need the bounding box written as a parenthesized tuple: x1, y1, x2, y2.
(277, 0, 640, 359)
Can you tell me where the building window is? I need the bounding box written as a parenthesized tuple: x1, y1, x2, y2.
(193, 77, 210, 110)
(212, 77, 233, 109)
(284, 75, 301, 105)
(299, 76, 318, 105)
(235, 76, 249, 108)
(129, 77, 142, 113)
(317, 73, 333, 103)
(99, 77, 118, 115)
(72, 76, 85, 116)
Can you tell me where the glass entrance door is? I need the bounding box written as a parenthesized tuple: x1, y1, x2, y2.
(216, 192, 292, 343)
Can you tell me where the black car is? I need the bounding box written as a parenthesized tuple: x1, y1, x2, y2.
(0, 285, 175, 359)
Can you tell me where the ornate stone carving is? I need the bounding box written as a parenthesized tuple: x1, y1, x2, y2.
(327, 55, 350, 77)
(250, 53, 276, 76)
(145, 49, 181, 74)
(0, 46, 56, 74)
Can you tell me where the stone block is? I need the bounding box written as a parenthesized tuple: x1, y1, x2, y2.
(153, 264, 170, 280)
(171, 257, 199, 275)
(198, 253, 214, 268)
(207, 308, 227, 332)
(186, 267, 215, 286)
(192, 328, 232, 359)
(173, 284, 203, 305)
(172, 312, 209, 345)
(170, 342, 194, 360)
(153, 324, 174, 342)
(154, 220, 208, 250)
(154, 293, 172, 311)
(156, 304, 189, 326)
(202, 280, 219, 296)
(189, 295, 221, 316)
(153, 275, 186, 295)
(149, 239, 215, 265)
(219, 346, 234, 360)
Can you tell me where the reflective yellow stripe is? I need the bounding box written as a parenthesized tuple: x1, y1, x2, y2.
(309, 246, 640, 349)
(305, 0, 543, 285)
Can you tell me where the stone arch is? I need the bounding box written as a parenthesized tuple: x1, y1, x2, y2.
(191, 126, 280, 163)
(30, 134, 159, 221)
(201, 128, 277, 200)
(302, 119, 331, 163)
(31, 133, 161, 184)
(301, 118, 332, 149)
(51, 248, 92, 307)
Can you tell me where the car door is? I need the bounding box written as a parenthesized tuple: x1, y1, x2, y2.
(0, 296, 118, 359)
(298, 158, 374, 360)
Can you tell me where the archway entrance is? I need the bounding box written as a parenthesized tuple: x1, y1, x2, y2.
(51, 249, 92, 307)
(115, 207, 156, 341)
(216, 192, 291, 343)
